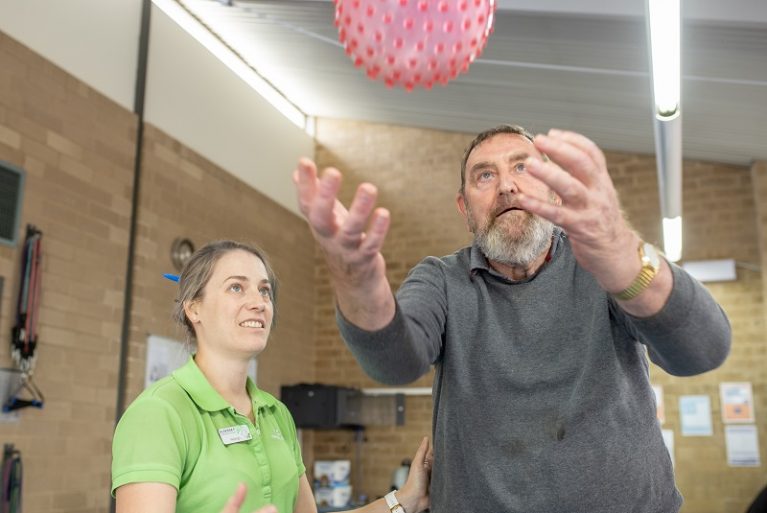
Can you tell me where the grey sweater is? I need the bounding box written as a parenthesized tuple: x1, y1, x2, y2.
(337, 231, 731, 513)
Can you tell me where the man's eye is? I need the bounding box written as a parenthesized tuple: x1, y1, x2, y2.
(514, 162, 526, 173)
(478, 171, 494, 182)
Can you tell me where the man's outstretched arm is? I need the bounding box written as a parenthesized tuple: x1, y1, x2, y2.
(294, 157, 395, 329)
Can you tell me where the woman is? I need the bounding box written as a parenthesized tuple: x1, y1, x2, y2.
(112, 240, 431, 513)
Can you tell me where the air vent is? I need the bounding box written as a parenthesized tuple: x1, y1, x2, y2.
(0, 161, 25, 246)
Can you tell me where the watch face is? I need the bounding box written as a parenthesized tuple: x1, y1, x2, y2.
(642, 242, 661, 269)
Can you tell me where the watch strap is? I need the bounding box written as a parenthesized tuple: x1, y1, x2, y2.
(385, 490, 406, 513)
(614, 242, 659, 301)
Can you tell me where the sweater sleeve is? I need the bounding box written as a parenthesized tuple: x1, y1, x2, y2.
(617, 261, 731, 376)
(337, 257, 447, 385)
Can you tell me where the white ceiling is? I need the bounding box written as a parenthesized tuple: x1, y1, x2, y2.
(181, 0, 767, 166)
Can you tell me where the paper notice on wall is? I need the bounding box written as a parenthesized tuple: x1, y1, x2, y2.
(679, 395, 713, 436)
(145, 335, 257, 389)
(720, 382, 755, 423)
(661, 429, 674, 467)
(652, 384, 665, 424)
(725, 425, 761, 467)
(145, 335, 191, 389)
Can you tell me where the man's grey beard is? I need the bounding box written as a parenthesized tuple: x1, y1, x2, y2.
(468, 204, 554, 267)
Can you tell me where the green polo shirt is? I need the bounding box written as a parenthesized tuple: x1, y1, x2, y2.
(112, 357, 305, 513)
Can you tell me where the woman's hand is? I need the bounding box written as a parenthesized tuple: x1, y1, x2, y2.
(395, 437, 432, 513)
(221, 483, 277, 513)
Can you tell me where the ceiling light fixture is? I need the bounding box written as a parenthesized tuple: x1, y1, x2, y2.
(662, 216, 682, 263)
(648, 0, 680, 118)
(653, 114, 682, 263)
(151, 0, 308, 131)
(646, 0, 682, 262)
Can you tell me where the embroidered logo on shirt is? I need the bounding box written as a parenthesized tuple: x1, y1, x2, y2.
(271, 427, 284, 441)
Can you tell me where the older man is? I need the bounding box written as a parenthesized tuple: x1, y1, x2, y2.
(294, 126, 730, 513)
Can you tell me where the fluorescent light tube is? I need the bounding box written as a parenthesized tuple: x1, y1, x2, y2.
(152, 0, 307, 131)
(648, 0, 680, 118)
(662, 216, 682, 262)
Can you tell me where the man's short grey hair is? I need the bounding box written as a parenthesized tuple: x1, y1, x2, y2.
(460, 124, 536, 195)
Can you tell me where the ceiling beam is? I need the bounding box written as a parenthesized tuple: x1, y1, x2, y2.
(496, 0, 767, 25)
(296, 0, 767, 25)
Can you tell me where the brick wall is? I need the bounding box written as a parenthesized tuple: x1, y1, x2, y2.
(0, 32, 318, 512)
(0, 31, 135, 512)
(313, 118, 767, 512)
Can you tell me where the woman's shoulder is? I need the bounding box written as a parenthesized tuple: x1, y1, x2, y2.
(250, 386, 282, 413)
(250, 387, 294, 423)
(138, 374, 192, 403)
(123, 375, 199, 425)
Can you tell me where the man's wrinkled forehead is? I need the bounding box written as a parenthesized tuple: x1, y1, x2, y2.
(467, 133, 540, 167)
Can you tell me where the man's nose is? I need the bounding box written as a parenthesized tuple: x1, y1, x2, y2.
(499, 170, 519, 194)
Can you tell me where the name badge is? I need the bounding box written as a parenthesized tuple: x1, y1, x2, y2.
(218, 425, 253, 445)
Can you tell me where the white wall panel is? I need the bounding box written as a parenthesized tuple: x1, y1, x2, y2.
(145, 5, 313, 216)
(0, 0, 141, 110)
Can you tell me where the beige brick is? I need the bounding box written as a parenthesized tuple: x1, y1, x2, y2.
(153, 140, 180, 165)
(23, 154, 47, 177)
(179, 157, 204, 180)
(46, 130, 83, 159)
(111, 195, 132, 217)
(0, 123, 21, 148)
(59, 154, 93, 182)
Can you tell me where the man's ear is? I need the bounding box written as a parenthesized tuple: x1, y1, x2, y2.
(456, 193, 471, 232)
(456, 192, 467, 215)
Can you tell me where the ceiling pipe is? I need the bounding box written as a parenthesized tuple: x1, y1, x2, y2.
(653, 113, 682, 262)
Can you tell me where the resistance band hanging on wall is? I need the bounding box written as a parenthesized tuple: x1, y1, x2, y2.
(3, 225, 44, 412)
(1, 444, 22, 513)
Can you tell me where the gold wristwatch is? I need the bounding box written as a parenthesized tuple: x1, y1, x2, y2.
(614, 241, 661, 301)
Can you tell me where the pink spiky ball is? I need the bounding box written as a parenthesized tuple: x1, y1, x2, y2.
(334, 0, 496, 91)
